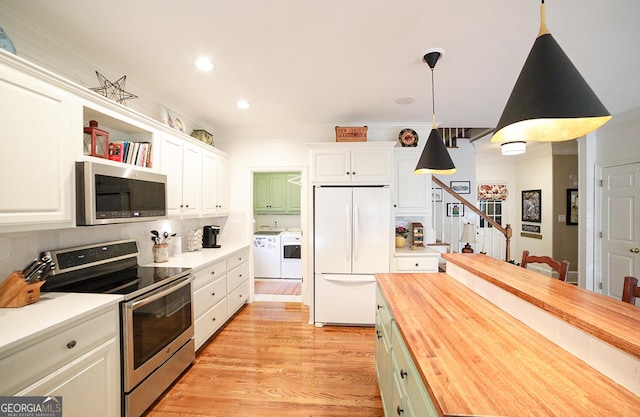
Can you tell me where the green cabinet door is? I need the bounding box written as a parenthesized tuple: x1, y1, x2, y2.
(285, 173, 301, 213)
(253, 172, 290, 213)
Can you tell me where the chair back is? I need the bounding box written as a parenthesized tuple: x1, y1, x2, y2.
(621, 276, 640, 305)
(520, 250, 570, 282)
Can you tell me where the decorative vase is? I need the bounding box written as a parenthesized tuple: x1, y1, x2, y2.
(395, 236, 406, 248)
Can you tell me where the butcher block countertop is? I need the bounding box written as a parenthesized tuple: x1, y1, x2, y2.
(442, 253, 640, 359)
(376, 272, 640, 416)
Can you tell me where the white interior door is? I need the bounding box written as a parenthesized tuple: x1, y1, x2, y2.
(601, 163, 640, 300)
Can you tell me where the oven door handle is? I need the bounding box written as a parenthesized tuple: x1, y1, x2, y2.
(127, 276, 193, 310)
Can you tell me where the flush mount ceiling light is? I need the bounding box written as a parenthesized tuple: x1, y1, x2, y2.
(414, 48, 456, 175)
(194, 57, 214, 71)
(501, 141, 527, 156)
(491, 0, 611, 144)
(236, 99, 250, 109)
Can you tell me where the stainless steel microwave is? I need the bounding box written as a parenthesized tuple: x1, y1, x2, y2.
(76, 161, 168, 225)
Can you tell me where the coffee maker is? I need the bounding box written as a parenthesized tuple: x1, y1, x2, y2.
(202, 225, 221, 248)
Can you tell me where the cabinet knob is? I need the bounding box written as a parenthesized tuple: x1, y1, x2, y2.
(415, 263, 419, 267)
(67, 340, 77, 349)
(400, 369, 407, 379)
(396, 405, 404, 415)
(211, 270, 216, 275)
(185, 204, 189, 208)
(377, 304, 383, 310)
(346, 171, 350, 175)
(376, 329, 382, 339)
(211, 292, 216, 296)
(352, 171, 356, 175)
(212, 317, 216, 322)
(630, 248, 640, 253)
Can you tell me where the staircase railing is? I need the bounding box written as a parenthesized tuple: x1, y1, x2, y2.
(431, 176, 512, 261)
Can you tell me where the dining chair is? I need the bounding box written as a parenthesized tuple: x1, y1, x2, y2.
(520, 250, 570, 282)
(621, 276, 640, 305)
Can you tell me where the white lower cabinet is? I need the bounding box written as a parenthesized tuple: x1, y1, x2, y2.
(192, 247, 251, 350)
(376, 285, 439, 417)
(0, 306, 120, 416)
(394, 256, 439, 272)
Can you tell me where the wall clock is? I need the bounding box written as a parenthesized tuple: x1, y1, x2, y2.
(399, 128, 418, 147)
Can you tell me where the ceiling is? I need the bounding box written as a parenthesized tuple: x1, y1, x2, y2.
(2, 0, 639, 151)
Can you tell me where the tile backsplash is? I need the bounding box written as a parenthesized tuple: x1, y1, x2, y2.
(0, 213, 246, 283)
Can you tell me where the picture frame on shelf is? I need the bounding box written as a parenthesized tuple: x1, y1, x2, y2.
(566, 188, 578, 225)
(160, 106, 186, 133)
(447, 203, 464, 217)
(522, 189, 542, 223)
(450, 181, 470, 194)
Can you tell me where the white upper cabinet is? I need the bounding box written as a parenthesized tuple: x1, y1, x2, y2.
(393, 148, 431, 214)
(0, 60, 80, 231)
(309, 142, 395, 185)
(160, 133, 202, 217)
(202, 151, 229, 216)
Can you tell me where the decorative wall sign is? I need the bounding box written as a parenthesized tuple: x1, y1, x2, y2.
(431, 187, 442, 202)
(566, 188, 578, 225)
(90, 71, 138, 105)
(522, 224, 541, 233)
(450, 181, 471, 194)
(521, 189, 541, 223)
(521, 232, 543, 239)
(447, 203, 464, 217)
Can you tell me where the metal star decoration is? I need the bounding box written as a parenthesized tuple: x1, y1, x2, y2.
(90, 71, 138, 105)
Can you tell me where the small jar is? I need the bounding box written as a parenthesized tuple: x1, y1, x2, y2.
(153, 243, 169, 263)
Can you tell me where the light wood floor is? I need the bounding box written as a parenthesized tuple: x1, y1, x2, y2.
(145, 302, 383, 417)
(254, 278, 301, 295)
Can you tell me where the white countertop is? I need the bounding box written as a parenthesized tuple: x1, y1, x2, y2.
(0, 292, 123, 356)
(145, 242, 250, 270)
(394, 246, 441, 257)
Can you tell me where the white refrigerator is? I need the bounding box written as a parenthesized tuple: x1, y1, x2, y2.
(314, 186, 391, 325)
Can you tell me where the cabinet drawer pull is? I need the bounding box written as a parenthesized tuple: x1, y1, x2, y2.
(396, 405, 403, 415)
(67, 340, 77, 349)
(415, 263, 419, 267)
(400, 369, 407, 379)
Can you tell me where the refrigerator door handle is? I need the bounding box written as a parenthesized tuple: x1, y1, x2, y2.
(321, 275, 376, 283)
(345, 204, 351, 263)
(353, 203, 359, 262)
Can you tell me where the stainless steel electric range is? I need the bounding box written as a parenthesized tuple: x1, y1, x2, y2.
(41, 239, 194, 417)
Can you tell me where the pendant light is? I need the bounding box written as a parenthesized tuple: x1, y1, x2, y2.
(491, 0, 611, 144)
(414, 49, 456, 175)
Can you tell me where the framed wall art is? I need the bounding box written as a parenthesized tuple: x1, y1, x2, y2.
(432, 187, 443, 202)
(447, 203, 464, 217)
(521, 189, 541, 223)
(450, 181, 471, 194)
(566, 188, 578, 225)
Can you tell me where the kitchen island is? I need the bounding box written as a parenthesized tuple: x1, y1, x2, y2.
(375, 265, 640, 416)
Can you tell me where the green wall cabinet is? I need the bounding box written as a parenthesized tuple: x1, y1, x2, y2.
(254, 172, 300, 213)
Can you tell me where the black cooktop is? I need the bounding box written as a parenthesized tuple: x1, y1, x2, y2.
(41, 240, 192, 300)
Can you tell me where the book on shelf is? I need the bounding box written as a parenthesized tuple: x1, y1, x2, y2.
(107, 141, 152, 167)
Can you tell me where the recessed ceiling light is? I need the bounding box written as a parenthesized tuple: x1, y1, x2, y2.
(194, 57, 214, 71)
(236, 99, 250, 109)
(395, 97, 415, 105)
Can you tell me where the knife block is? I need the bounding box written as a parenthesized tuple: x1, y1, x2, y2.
(0, 272, 45, 308)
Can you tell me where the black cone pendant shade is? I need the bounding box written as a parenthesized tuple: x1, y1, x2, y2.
(414, 50, 456, 175)
(491, 1, 611, 144)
